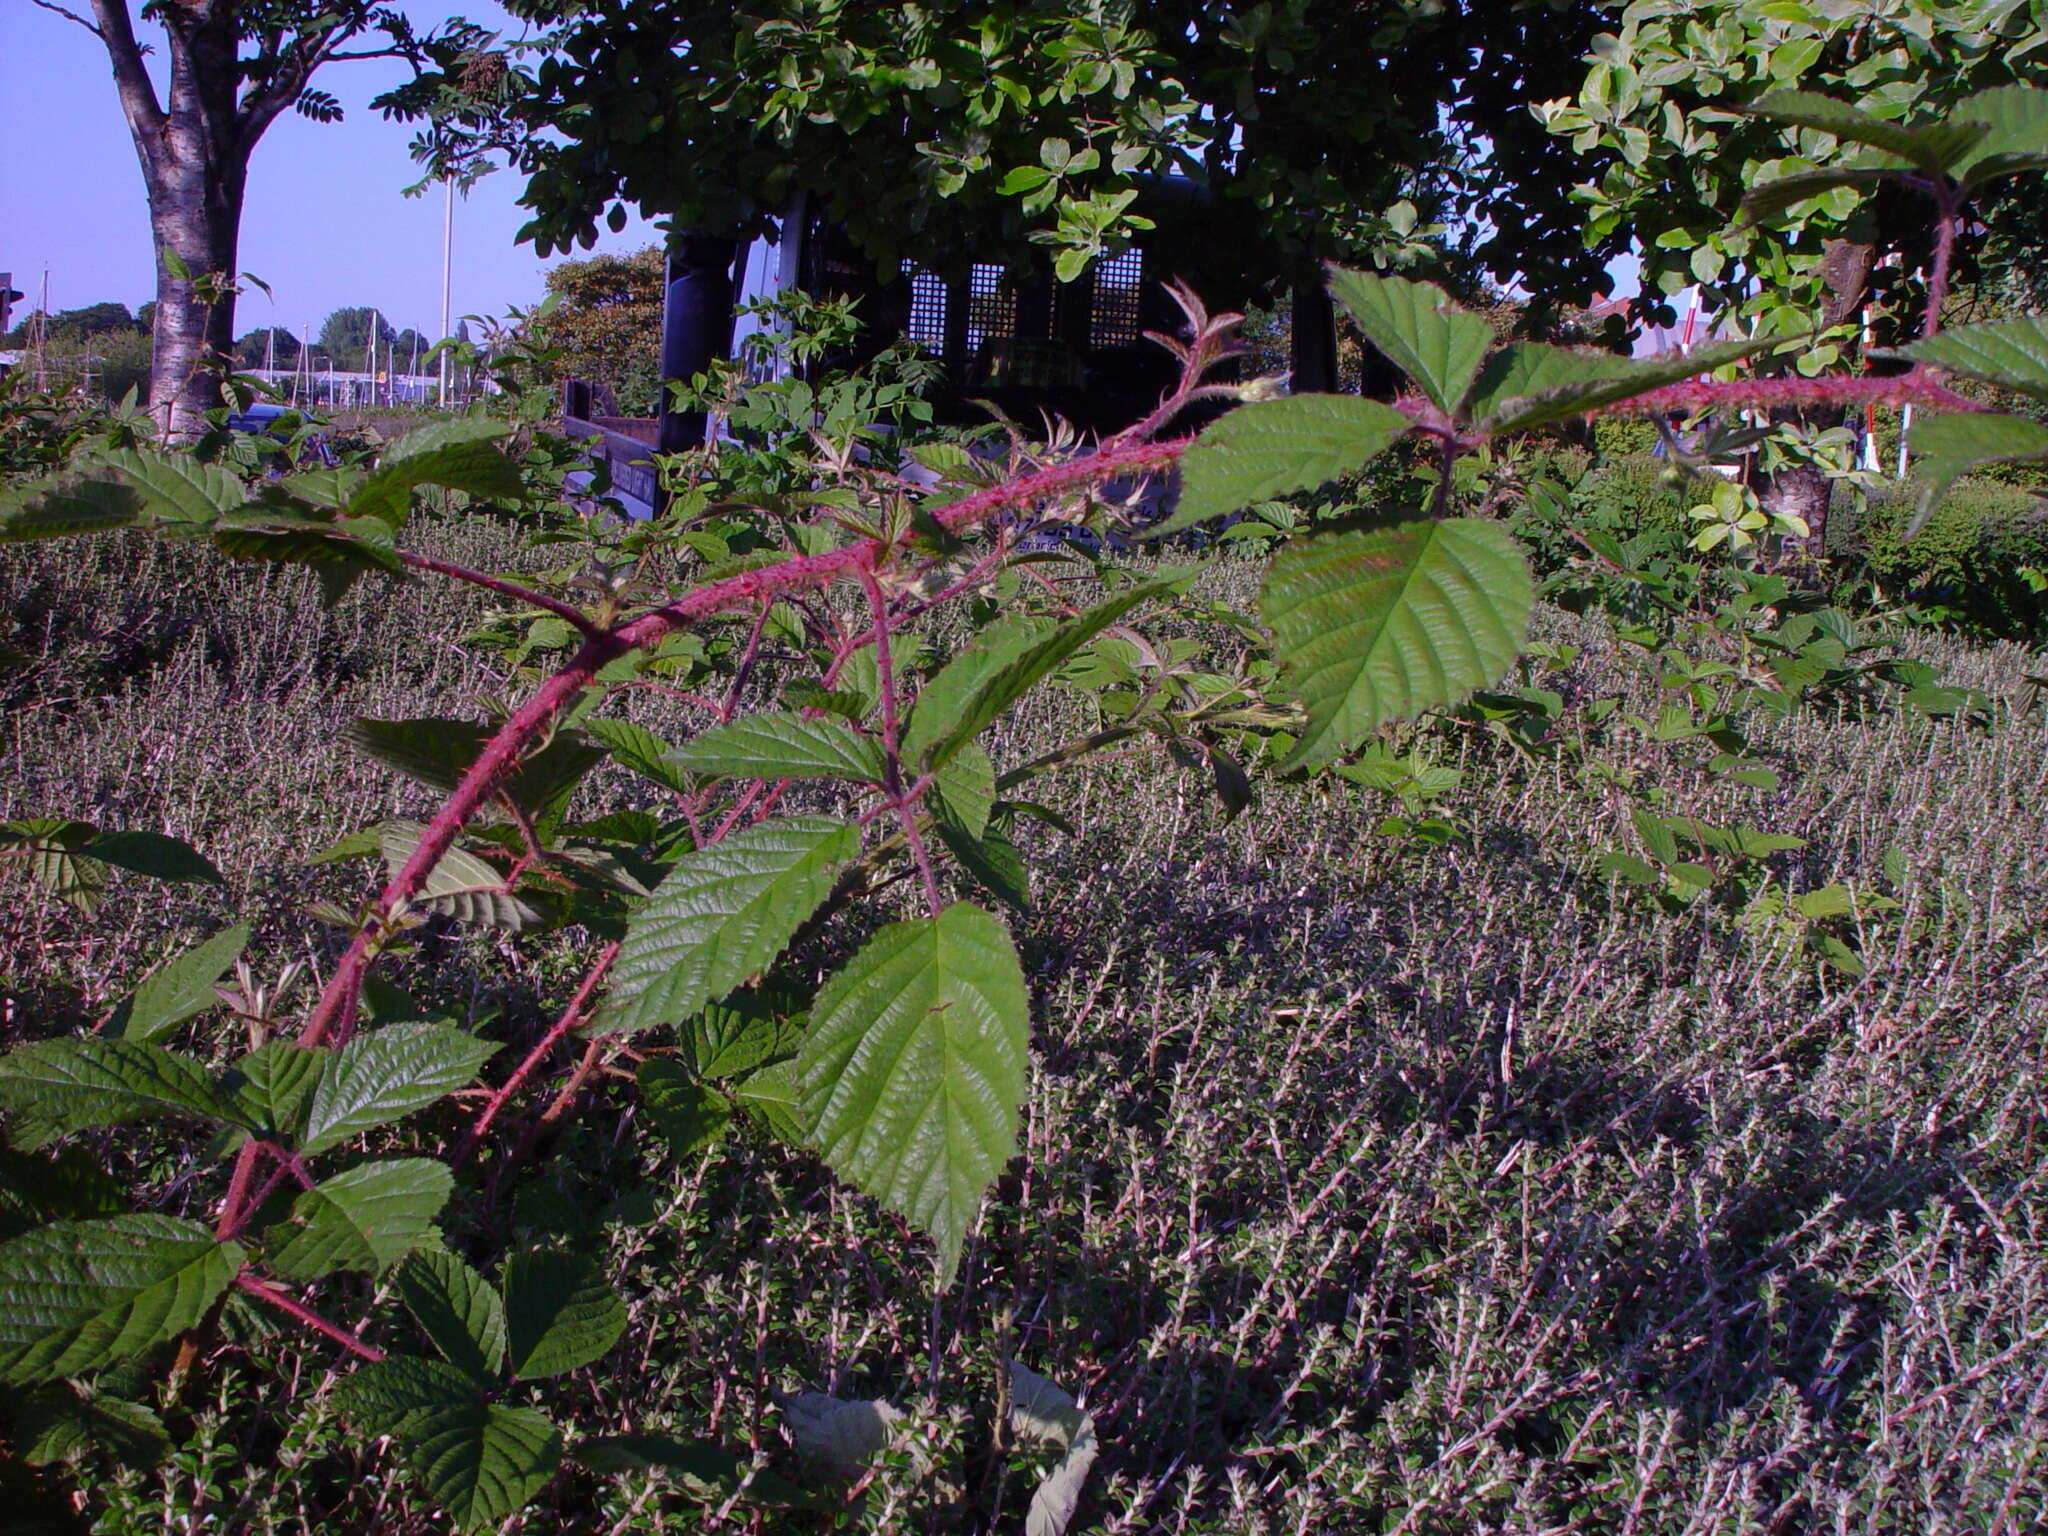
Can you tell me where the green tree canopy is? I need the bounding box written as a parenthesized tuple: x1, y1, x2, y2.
(389, 1, 1617, 299)
(234, 327, 302, 369)
(532, 248, 665, 414)
(318, 308, 401, 373)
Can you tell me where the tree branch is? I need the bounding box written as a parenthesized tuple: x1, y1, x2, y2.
(30, 0, 101, 36)
(85, 0, 166, 159)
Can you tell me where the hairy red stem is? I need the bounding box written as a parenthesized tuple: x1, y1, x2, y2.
(233, 1274, 387, 1363)
(298, 437, 1189, 1049)
(451, 939, 620, 1169)
(396, 549, 600, 636)
(1600, 368, 1981, 421)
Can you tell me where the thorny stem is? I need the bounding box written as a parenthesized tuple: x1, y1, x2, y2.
(394, 549, 601, 637)
(722, 600, 775, 723)
(299, 435, 1185, 1050)
(1923, 184, 1965, 341)
(233, 1275, 387, 1363)
(451, 939, 621, 1169)
(1611, 368, 1980, 422)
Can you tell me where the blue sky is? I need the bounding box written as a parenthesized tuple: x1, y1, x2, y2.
(0, 2, 662, 345)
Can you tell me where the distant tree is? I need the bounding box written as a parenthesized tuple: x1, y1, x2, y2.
(533, 247, 664, 414)
(40, 1, 457, 435)
(48, 302, 141, 341)
(391, 327, 430, 373)
(234, 326, 302, 369)
(136, 301, 157, 334)
(318, 307, 398, 373)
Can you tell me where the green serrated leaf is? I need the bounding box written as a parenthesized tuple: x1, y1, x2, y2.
(2, 819, 108, 914)
(333, 1353, 480, 1435)
(0, 1216, 244, 1383)
(349, 419, 523, 527)
(0, 1146, 126, 1241)
(301, 1023, 499, 1154)
(799, 902, 1029, 1284)
(1739, 164, 1900, 226)
(583, 716, 693, 795)
(1900, 317, 2048, 403)
(932, 813, 1031, 911)
(1951, 84, 2048, 185)
(1151, 394, 1408, 538)
(681, 996, 803, 1079)
(1466, 337, 1777, 433)
(222, 1041, 326, 1143)
(1901, 411, 2048, 534)
(1743, 91, 1986, 176)
(265, 1158, 453, 1281)
(731, 1058, 807, 1141)
(395, 1248, 508, 1382)
(345, 721, 605, 826)
(401, 1402, 563, 1533)
(92, 448, 250, 526)
(0, 1038, 249, 1149)
(104, 924, 249, 1044)
(1259, 518, 1534, 769)
(638, 1059, 732, 1158)
(14, 1380, 172, 1469)
(1325, 267, 1494, 415)
(0, 472, 145, 542)
(79, 831, 219, 885)
(376, 820, 541, 931)
(671, 712, 885, 784)
(592, 817, 859, 1037)
(901, 589, 1163, 773)
(928, 740, 996, 841)
(503, 1250, 626, 1380)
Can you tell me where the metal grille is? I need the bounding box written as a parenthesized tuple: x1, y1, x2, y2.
(904, 263, 948, 348)
(966, 263, 1016, 354)
(1090, 248, 1144, 348)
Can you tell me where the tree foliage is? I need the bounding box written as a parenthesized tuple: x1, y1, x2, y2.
(390, 1, 1617, 295)
(532, 247, 665, 414)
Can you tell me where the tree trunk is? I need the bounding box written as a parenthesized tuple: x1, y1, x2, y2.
(138, 11, 250, 438)
(1755, 239, 1875, 564)
(147, 158, 246, 438)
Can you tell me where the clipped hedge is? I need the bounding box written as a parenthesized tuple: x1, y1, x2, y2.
(1833, 476, 2048, 636)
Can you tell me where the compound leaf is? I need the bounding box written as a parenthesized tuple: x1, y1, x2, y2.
(302, 1022, 499, 1154)
(223, 1041, 326, 1142)
(1260, 518, 1534, 769)
(592, 816, 859, 1037)
(0, 1216, 243, 1383)
(1153, 394, 1408, 538)
(264, 1158, 453, 1281)
(503, 1250, 626, 1380)
(798, 901, 1029, 1284)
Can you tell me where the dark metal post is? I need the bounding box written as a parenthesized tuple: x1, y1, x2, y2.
(1290, 283, 1339, 394)
(656, 234, 740, 456)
